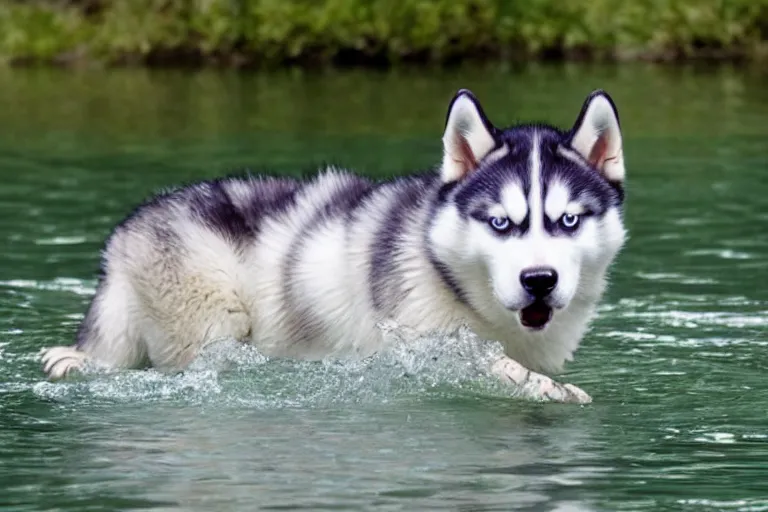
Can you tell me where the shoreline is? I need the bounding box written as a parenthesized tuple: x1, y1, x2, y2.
(4, 47, 765, 70)
(1, 1, 766, 69)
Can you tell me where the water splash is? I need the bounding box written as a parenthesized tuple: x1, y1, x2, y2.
(32, 324, 514, 408)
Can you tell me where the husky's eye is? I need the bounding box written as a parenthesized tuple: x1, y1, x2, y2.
(560, 213, 580, 231)
(488, 216, 512, 234)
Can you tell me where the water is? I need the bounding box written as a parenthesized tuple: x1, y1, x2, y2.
(1, 63, 767, 511)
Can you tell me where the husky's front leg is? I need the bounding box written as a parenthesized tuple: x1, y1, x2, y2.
(491, 357, 592, 404)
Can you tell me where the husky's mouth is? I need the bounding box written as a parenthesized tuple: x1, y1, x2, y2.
(520, 301, 552, 330)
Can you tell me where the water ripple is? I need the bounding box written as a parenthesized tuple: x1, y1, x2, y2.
(0, 277, 96, 296)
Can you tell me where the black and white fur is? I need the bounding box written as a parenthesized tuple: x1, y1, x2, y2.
(40, 90, 627, 403)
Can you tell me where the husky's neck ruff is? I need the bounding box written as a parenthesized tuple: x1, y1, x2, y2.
(40, 89, 627, 387)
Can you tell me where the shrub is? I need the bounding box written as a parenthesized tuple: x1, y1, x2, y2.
(0, 0, 766, 66)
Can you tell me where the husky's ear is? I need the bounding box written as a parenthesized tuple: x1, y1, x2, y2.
(441, 89, 497, 183)
(568, 90, 625, 184)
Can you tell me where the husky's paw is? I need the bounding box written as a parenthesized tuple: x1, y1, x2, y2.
(491, 357, 592, 405)
(39, 346, 89, 381)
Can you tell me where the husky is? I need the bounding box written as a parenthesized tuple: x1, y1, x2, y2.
(40, 89, 627, 403)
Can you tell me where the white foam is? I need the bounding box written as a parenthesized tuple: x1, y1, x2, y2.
(0, 277, 97, 296)
(34, 236, 88, 246)
(31, 325, 524, 408)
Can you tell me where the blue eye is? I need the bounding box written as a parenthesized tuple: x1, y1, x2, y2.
(489, 216, 512, 233)
(560, 213, 580, 231)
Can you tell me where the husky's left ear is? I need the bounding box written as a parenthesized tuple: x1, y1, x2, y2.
(441, 89, 497, 183)
(568, 90, 625, 184)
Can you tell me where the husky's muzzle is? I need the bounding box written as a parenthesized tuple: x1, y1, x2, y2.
(519, 267, 557, 329)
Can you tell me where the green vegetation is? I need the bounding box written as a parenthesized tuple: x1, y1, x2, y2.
(1, 0, 767, 66)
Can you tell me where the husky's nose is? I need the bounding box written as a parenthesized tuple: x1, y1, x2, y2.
(520, 267, 558, 298)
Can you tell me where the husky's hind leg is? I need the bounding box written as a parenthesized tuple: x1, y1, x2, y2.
(40, 268, 252, 379)
(492, 357, 592, 404)
(130, 236, 253, 373)
(40, 274, 149, 380)
(138, 271, 253, 373)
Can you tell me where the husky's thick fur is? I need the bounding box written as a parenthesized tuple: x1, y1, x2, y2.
(40, 89, 627, 403)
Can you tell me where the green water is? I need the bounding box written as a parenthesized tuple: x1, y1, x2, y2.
(1, 64, 768, 511)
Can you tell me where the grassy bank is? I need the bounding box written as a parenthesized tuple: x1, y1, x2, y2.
(1, 0, 767, 66)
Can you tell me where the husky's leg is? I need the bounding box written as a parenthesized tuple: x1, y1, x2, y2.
(40, 274, 148, 380)
(138, 272, 253, 372)
(492, 356, 592, 404)
(141, 289, 251, 371)
(40, 269, 253, 379)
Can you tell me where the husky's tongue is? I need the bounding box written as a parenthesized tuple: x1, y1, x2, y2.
(520, 301, 552, 329)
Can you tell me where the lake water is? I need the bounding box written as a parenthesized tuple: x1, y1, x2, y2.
(1, 63, 767, 511)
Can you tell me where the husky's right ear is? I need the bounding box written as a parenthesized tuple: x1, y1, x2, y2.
(441, 90, 497, 183)
(567, 90, 625, 185)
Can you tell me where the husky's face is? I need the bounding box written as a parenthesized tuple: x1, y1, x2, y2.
(429, 89, 626, 334)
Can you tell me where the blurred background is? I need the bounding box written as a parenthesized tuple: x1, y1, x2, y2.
(1, 0, 767, 66)
(1, 2, 768, 511)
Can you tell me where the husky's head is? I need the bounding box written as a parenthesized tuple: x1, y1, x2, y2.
(428, 89, 627, 371)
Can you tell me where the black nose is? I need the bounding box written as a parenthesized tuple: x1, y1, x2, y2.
(520, 268, 558, 298)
